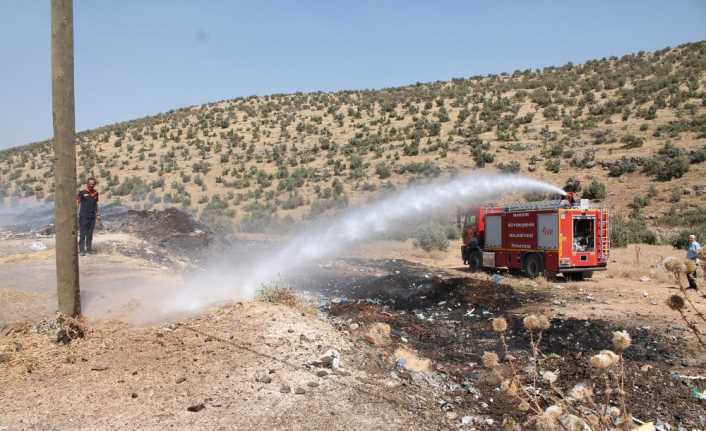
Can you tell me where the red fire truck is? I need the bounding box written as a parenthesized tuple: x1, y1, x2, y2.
(460, 193, 609, 280)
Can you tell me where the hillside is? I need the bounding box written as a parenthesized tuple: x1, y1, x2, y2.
(1, 41, 705, 237)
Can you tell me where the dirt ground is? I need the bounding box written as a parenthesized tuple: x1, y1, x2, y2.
(1, 234, 706, 430)
(0, 234, 184, 325)
(1, 302, 448, 431)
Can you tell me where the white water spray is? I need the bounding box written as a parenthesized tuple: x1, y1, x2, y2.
(159, 173, 564, 316)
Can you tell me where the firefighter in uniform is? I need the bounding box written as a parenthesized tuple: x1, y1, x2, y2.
(76, 177, 100, 256)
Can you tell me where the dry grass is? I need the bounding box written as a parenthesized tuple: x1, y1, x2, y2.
(0, 317, 125, 382)
(0, 249, 55, 264)
(256, 280, 316, 316)
(605, 245, 674, 283)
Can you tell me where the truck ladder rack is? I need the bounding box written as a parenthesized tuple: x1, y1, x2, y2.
(600, 209, 610, 259)
(502, 199, 571, 213)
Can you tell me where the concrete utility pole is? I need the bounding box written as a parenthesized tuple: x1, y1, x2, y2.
(51, 0, 81, 316)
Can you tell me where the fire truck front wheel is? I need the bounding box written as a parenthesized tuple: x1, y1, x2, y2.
(468, 251, 482, 272)
(523, 254, 543, 279)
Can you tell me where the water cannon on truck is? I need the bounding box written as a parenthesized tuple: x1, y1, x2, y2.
(460, 192, 609, 280)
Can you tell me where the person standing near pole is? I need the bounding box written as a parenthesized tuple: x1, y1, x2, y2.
(686, 234, 701, 290)
(76, 177, 100, 256)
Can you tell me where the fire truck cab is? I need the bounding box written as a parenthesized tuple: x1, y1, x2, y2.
(461, 193, 609, 280)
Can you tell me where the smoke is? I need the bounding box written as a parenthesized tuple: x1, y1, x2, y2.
(0, 200, 54, 231)
(158, 173, 564, 316)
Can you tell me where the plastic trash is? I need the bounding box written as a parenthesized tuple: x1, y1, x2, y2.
(30, 242, 47, 251)
(692, 387, 706, 400)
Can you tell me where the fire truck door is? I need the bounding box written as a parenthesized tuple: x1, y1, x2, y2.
(463, 213, 477, 245)
(572, 215, 596, 261)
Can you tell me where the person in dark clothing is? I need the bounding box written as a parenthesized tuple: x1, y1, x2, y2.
(686, 234, 701, 290)
(76, 177, 100, 256)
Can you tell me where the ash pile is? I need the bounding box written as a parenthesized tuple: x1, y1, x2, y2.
(99, 205, 230, 268)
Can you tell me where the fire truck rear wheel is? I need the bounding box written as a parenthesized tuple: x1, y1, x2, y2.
(523, 254, 543, 279)
(468, 251, 482, 272)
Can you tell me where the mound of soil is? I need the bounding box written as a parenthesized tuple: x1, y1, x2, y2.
(101, 207, 217, 261)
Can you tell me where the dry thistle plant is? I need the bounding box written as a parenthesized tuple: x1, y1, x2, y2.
(492, 317, 509, 359)
(666, 294, 705, 347)
(483, 316, 638, 431)
(662, 258, 706, 348)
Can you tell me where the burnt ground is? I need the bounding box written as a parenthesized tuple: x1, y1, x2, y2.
(288, 258, 704, 428)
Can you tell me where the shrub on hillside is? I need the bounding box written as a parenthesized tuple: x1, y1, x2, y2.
(562, 177, 582, 193)
(497, 160, 520, 173)
(111, 176, 149, 201)
(642, 142, 690, 181)
(581, 180, 607, 200)
(472, 149, 494, 167)
(544, 158, 561, 173)
(669, 188, 682, 203)
(611, 213, 657, 247)
(445, 224, 461, 240)
(543, 143, 563, 158)
(607, 157, 638, 177)
(281, 192, 305, 210)
(659, 206, 706, 227)
(200, 196, 235, 235)
(413, 222, 449, 252)
(397, 160, 441, 177)
(524, 191, 563, 202)
(309, 195, 349, 217)
(375, 162, 392, 179)
(619, 134, 644, 149)
(570, 151, 596, 169)
(240, 203, 283, 233)
(689, 146, 706, 164)
(658, 206, 706, 248)
(629, 195, 650, 210)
